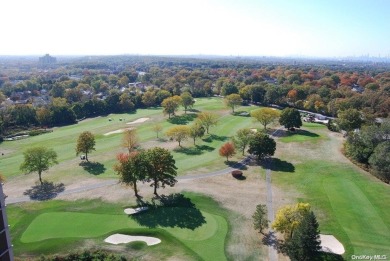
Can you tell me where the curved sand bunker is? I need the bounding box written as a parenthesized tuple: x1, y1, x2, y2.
(104, 127, 134, 136)
(104, 234, 161, 246)
(127, 117, 150, 124)
(320, 234, 345, 255)
(124, 207, 149, 215)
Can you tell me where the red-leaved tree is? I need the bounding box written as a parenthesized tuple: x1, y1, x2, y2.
(219, 142, 236, 162)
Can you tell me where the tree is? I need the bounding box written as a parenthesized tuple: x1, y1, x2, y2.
(248, 132, 276, 160)
(253, 204, 269, 235)
(161, 96, 182, 119)
(337, 108, 363, 132)
(189, 122, 205, 145)
(0, 173, 6, 183)
(114, 151, 147, 197)
(279, 108, 302, 130)
(231, 128, 254, 155)
(142, 91, 156, 107)
(283, 211, 321, 261)
(152, 123, 163, 138)
(368, 141, 390, 183)
(224, 93, 243, 113)
(251, 108, 280, 130)
(181, 92, 195, 114)
(122, 129, 138, 153)
(271, 203, 311, 239)
(219, 142, 236, 162)
(76, 131, 96, 162)
(145, 147, 177, 195)
(166, 125, 190, 147)
(20, 147, 58, 185)
(197, 112, 218, 134)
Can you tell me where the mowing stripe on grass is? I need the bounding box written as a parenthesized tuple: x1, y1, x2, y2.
(323, 178, 390, 255)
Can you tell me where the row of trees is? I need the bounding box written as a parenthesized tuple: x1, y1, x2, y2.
(344, 119, 390, 183)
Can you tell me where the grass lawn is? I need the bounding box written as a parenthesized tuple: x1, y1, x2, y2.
(269, 123, 390, 258)
(8, 192, 229, 260)
(0, 97, 266, 180)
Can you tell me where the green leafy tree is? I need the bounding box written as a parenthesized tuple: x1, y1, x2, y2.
(145, 147, 177, 195)
(368, 141, 390, 183)
(231, 128, 254, 155)
(337, 108, 363, 131)
(181, 92, 195, 114)
(248, 132, 276, 160)
(251, 108, 280, 130)
(224, 93, 243, 113)
(279, 108, 302, 130)
(76, 131, 96, 162)
(114, 151, 147, 197)
(166, 125, 190, 147)
(142, 91, 157, 107)
(189, 122, 205, 145)
(197, 112, 218, 134)
(253, 204, 269, 235)
(161, 96, 182, 119)
(283, 211, 321, 261)
(20, 147, 58, 185)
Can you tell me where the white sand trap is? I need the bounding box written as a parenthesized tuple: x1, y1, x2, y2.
(104, 234, 161, 246)
(104, 127, 134, 136)
(127, 117, 150, 124)
(124, 206, 149, 215)
(320, 234, 345, 255)
(250, 128, 258, 133)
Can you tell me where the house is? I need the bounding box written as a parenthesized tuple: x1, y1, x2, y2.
(351, 84, 364, 93)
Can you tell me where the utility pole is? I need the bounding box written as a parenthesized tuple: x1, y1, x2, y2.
(0, 182, 14, 261)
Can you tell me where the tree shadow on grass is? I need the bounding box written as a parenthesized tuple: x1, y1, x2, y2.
(202, 134, 228, 143)
(283, 129, 320, 138)
(225, 160, 248, 170)
(168, 114, 197, 125)
(23, 181, 65, 201)
(174, 145, 214, 155)
(263, 158, 295, 172)
(131, 193, 206, 230)
(79, 161, 106, 175)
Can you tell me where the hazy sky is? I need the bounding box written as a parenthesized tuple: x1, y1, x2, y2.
(1, 0, 389, 57)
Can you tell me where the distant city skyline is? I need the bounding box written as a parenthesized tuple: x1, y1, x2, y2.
(1, 0, 389, 58)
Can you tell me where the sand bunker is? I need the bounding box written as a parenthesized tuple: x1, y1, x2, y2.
(250, 128, 258, 133)
(127, 117, 150, 124)
(320, 234, 345, 255)
(104, 234, 161, 246)
(124, 206, 149, 215)
(104, 127, 134, 136)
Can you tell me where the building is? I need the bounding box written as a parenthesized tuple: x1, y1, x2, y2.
(0, 182, 13, 261)
(39, 54, 56, 65)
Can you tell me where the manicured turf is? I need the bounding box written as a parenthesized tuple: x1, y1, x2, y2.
(9, 193, 229, 260)
(278, 126, 324, 143)
(270, 124, 390, 258)
(0, 97, 264, 179)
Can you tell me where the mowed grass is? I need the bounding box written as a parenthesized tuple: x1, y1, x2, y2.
(8, 192, 229, 260)
(0, 98, 264, 179)
(270, 124, 390, 258)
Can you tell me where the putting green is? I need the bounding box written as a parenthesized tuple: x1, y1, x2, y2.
(19, 205, 228, 261)
(22, 210, 218, 243)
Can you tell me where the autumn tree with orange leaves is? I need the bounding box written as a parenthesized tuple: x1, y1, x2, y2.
(219, 142, 236, 162)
